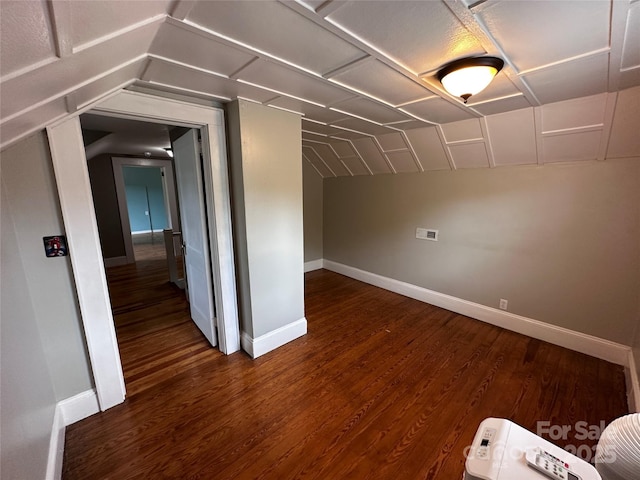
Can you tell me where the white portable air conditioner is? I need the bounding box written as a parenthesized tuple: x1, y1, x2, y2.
(464, 418, 601, 480)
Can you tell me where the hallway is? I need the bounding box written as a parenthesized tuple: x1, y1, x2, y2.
(105, 246, 219, 398)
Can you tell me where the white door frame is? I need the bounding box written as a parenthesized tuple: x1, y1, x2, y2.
(112, 157, 179, 264)
(47, 90, 240, 411)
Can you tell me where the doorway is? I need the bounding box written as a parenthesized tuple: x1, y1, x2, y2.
(121, 165, 170, 261)
(46, 90, 240, 411)
(84, 117, 226, 393)
(110, 155, 180, 267)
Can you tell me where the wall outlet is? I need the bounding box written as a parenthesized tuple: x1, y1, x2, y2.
(499, 299, 508, 310)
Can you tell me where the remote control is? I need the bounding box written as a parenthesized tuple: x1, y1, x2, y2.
(525, 448, 581, 480)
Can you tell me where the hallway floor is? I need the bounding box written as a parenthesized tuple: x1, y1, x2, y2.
(105, 249, 208, 397)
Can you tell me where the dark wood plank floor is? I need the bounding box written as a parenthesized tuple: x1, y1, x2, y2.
(107, 235, 196, 397)
(63, 267, 629, 479)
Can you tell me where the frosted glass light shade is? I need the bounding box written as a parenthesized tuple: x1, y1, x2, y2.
(437, 57, 504, 103)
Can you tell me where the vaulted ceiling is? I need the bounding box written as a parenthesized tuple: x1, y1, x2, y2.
(1, 0, 639, 176)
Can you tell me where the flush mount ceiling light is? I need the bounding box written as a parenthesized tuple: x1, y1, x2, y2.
(437, 56, 504, 104)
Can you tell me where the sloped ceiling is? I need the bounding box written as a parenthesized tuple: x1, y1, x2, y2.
(80, 113, 173, 160)
(1, 0, 639, 176)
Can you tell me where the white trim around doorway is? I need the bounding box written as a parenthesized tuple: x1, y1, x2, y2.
(46, 90, 240, 412)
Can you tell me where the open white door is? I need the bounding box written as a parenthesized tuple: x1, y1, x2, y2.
(173, 129, 217, 347)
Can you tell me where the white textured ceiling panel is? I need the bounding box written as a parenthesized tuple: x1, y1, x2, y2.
(404, 127, 450, 171)
(301, 120, 343, 137)
(475, 0, 609, 72)
(149, 22, 257, 77)
(469, 94, 531, 117)
(1, 18, 161, 120)
(522, 53, 610, 105)
(441, 119, 483, 143)
(401, 97, 474, 124)
(331, 117, 397, 136)
(329, 130, 373, 141)
(237, 59, 354, 106)
(303, 146, 334, 177)
(621, 2, 640, 69)
(74, 59, 146, 110)
(1, 98, 67, 147)
(2, 0, 640, 175)
(143, 59, 276, 103)
(376, 132, 408, 152)
(619, 66, 640, 90)
(327, 0, 485, 75)
(310, 143, 351, 176)
(69, 1, 170, 49)
(449, 143, 490, 169)
(302, 131, 330, 143)
(485, 108, 537, 166)
(187, 0, 365, 75)
(389, 120, 436, 131)
(330, 97, 409, 124)
(0, 0, 55, 79)
(266, 97, 349, 123)
(386, 150, 420, 173)
(607, 86, 640, 158)
(351, 137, 392, 174)
(329, 140, 357, 158)
(540, 94, 608, 132)
(543, 131, 602, 163)
(341, 156, 370, 176)
(331, 59, 432, 106)
(329, 130, 370, 141)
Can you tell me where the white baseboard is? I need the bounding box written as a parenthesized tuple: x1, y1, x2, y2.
(323, 260, 631, 367)
(626, 351, 640, 412)
(46, 389, 99, 480)
(46, 407, 65, 480)
(304, 259, 323, 272)
(104, 256, 128, 268)
(241, 318, 307, 359)
(58, 389, 100, 426)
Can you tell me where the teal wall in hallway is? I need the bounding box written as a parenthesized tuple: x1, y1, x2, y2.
(123, 166, 168, 233)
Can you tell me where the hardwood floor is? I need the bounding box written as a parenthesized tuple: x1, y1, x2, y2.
(105, 254, 206, 397)
(63, 268, 628, 479)
(131, 231, 169, 262)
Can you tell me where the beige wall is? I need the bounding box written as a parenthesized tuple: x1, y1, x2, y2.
(1, 182, 57, 480)
(227, 100, 305, 338)
(324, 159, 640, 345)
(1, 132, 93, 478)
(1, 132, 93, 396)
(303, 160, 323, 262)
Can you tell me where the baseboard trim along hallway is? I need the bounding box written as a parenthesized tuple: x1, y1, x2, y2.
(241, 318, 308, 358)
(304, 259, 323, 272)
(47, 389, 100, 480)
